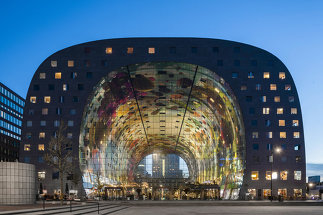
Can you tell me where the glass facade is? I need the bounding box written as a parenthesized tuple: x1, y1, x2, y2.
(79, 62, 245, 199)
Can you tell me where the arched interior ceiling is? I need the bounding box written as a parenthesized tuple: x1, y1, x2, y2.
(79, 62, 245, 197)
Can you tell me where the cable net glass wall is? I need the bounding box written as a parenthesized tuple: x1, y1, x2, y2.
(79, 62, 245, 199)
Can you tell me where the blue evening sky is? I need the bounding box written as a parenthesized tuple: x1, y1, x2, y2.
(1, 0, 323, 163)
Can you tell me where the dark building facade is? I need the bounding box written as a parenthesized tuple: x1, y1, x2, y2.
(20, 38, 306, 199)
(0, 82, 24, 162)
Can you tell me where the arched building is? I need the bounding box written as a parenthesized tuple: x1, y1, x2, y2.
(20, 38, 305, 200)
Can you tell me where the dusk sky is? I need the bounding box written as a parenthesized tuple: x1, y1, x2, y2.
(1, 0, 323, 164)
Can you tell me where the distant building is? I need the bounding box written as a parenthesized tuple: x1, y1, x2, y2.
(308, 176, 321, 184)
(0, 83, 24, 162)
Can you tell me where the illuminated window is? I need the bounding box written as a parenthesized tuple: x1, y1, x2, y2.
(263, 72, 270, 79)
(39, 132, 45, 139)
(248, 189, 256, 199)
(294, 144, 300, 151)
(296, 156, 302, 162)
(24, 144, 31, 151)
(38, 144, 45, 151)
(279, 72, 285, 80)
(278, 189, 287, 198)
(263, 189, 271, 198)
(266, 132, 272, 138)
(63, 84, 69, 91)
(274, 96, 280, 102)
(38, 171, 45, 180)
(67, 120, 74, 127)
(39, 73, 46, 79)
(105, 47, 112, 54)
(67, 133, 73, 139)
(71, 72, 77, 79)
(55, 72, 61, 79)
(30, 96, 36, 103)
(280, 132, 286, 138)
(251, 171, 259, 180)
(292, 171, 302, 181)
(51, 60, 57, 67)
(291, 108, 297, 114)
(252, 132, 258, 138)
(256, 84, 261, 90)
(261, 96, 266, 102)
(44, 96, 51, 103)
(127, 47, 134, 54)
(270, 84, 277, 90)
(67, 60, 74, 67)
(289, 96, 295, 102)
(266, 171, 272, 180)
(148, 47, 155, 54)
(265, 120, 271, 127)
(263, 108, 270, 114)
(277, 108, 283, 114)
(280, 171, 288, 180)
(294, 189, 302, 198)
(293, 132, 300, 138)
(285, 84, 291, 90)
(248, 72, 254, 78)
(42, 108, 48, 115)
(241, 85, 247, 90)
(40, 120, 46, 126)
(279, 120, 285, 126)
(292, 120, 299, 126)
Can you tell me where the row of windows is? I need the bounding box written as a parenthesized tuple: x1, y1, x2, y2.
(0, 95, 24, 114)
(0, 85, 25, 106)
(0, 129, 21, 140)
(252, 131, 301, 139)
(26, 120, 74, 127)
(25, 131, 73, 140)
(0, 104, 22, 119)
(253, 143, 301, 151)
(251, 170, 301, 181)
(233, 71, 286, 80)
(246, 95, 295, 103)
(0, 120, 21, 135)
(250, 119, 299, 127)
(248, 189, 302, 198)
(0, 110, 22, 127)
(30, 95, 81, 104)
(39, 71, 92, 80)
(262, 107, 297, 115)
(241, 83, 291, 91)
(27, 108, 76, 116)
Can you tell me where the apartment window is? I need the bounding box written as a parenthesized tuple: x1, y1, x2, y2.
(58, 96, 64, 103)
(48, 84, 54, 91)
(78, 84, 84, 90)
(51, 60, 57, 67)
(279, 120, 285, 126)
(30, 96, 36, 103)
(42, 108, 48, 115)
(266, 132, 272, 138)
(84, 60, 91, 67)
(101, 60, 108, 67)
(67, 133, 73, 139)
(289, 96, 295, 102)
(267, 144, 272, 150)
(148, 47, 155, 54)
(26, 133, 32, 139)
(39, 73, 46, 79)
(274, 96, 280, 102)
(256, 84, 261, 90)
(127, 47, 134, 54)
(191, 47, 197, 53)
(28, 109, 34, 115)
(67, 120, 74, 127)
(291, 108, 297, 114)
(285, 84, 291, 91)
(40, 121, 46, 126)
(38, 171, 45, 180)
(251, 120, 257, 126)
(39, 132, 45, 139)
(252, 144, 259, 150)
(56, 107, 62, 115)
(248, 72, 254, 78)
(86, 72, 93, 78)
(54, 120, 60, 127)
(38, 144, 45, 151)
(232, 72, 238, 78)
(270, 84, 277, 90)
(212, 47, 219, 53)
(241, 85, 247, 91)
(280, 171, 288, 180)
(70, 72, 77, 79)
(280, 132, 286, 138)
(292, 120, 299, 127)
(263, 108, 270, 114)
(55, 72, 61, 79)
(44, 96, 51, 103)
(252, 132, 258, 138)
(263, 72, 270, 79)
(217, 60, 223, 66)
(261, 96, 266, 102)
(246, 96, 252, 102)
(293, 132, 300, 138)
(294, 171, 301, 180)
(105, 47, 112, 54)
(234, 60, 240, 66)
(24, 144, 31, 151)
(294, 144, 300, 151)
(296, 156, 302, 162)
(251, 171, 259, 180)
(33, 84, 40, 91)
(27, 121, 32, 127)
(68, 60, 74, 67)
(279, 72, 286, 80)
(277, 108, 283, 114)
(73, 96, 79, 102)
(266, 171, 272, 180)
(63, 84, 69, 91)
(70, 109, 76, 115)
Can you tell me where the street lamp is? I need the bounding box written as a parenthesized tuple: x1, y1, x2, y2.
(270, 147, 281, 202)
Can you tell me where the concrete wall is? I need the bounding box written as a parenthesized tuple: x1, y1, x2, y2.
(0, 162, 36, 204)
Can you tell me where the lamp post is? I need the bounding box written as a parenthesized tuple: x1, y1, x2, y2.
(270, 147, 281, 202)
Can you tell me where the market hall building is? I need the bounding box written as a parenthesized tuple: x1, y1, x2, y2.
(19, 38, 306, 200)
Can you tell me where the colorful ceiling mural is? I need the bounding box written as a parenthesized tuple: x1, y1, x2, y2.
(79, 62, 245, 199)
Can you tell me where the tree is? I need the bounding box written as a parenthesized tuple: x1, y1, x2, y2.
(44, 121, 73, 205)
